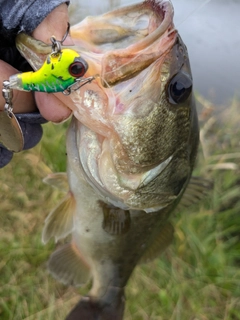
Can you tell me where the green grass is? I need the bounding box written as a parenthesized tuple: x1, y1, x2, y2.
(0, 96, 240, 320)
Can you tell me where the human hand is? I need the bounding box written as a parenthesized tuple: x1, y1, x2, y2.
(0, 3, 72, 121)
(0, 3, 72, 167)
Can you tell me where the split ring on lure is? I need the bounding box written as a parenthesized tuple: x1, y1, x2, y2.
(8, 49, 92, 93)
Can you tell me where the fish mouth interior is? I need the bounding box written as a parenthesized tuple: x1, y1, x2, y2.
(70, 0, 175, 52)
(16, 0, 175, 77)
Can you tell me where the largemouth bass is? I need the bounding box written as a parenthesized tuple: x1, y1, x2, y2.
(15, 0, 208, 319)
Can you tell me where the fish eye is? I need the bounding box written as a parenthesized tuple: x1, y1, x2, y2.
(168, 71, 192, 104)
(69, 58, 88, 78)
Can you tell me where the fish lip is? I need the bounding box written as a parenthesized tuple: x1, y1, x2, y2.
(101, 0, 176, 85)
(129, 0, 175, 51)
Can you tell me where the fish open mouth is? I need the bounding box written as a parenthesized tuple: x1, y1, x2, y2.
(70, 0, 177, 85)
(16, 0, 177, 85)
(15, 1, 190, 213)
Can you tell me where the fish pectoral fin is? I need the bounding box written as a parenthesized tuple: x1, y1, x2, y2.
(43, 172, 69, 192)
(42, 192, 76, 244)
(99, 201, 131, 236)
(140, 222, 174, 264)
(48, 242, 91, 287)
(178, 176, 213, 209)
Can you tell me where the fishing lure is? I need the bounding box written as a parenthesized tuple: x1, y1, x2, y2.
(9, 48, 91, 94)
(0, 36, 94, 153)
(0, 81, 24, 152)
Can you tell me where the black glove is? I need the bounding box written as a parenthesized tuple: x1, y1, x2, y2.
(0, 112, 48, 168)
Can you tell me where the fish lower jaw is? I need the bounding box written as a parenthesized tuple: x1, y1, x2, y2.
(96, 150, 175, 209)
(80, 138, 175, 211)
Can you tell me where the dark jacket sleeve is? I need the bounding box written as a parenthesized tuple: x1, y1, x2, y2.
(0, 0, 69, 69)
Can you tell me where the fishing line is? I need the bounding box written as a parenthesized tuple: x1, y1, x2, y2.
(175, 0, 212, 28)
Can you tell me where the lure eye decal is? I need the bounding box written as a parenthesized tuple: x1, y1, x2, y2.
(69, 58, 88, 78)
(168, 71, 192, 104)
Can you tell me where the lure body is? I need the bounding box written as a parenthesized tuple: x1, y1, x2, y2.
(9, 49, 88, 93)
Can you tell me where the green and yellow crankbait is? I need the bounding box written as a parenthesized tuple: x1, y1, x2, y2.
(9, 49, 89, 93)
(0, 34, 95, 153)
